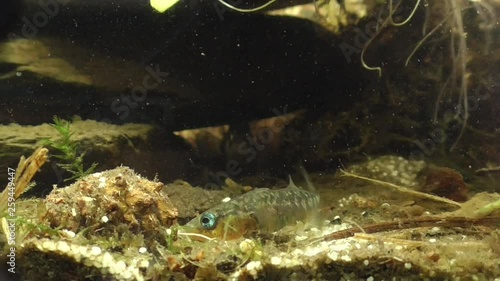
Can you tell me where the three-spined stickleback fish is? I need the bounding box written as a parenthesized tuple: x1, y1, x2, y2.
(183, 180, 319, 240)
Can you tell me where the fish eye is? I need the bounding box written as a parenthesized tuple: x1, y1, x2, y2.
(200, 212, 217, 230)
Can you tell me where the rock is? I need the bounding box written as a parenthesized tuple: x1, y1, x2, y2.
(44, 166, 178, 240)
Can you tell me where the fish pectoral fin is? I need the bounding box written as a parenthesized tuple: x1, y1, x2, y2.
(220, 213, 258, 239)
(252, 206, 281, 232)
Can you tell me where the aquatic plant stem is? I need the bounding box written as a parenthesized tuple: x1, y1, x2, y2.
(449, 0, 468, 151)
(404, 8, 456, 68)
(389, 0, 421, 27)
(361, 0, 422, 77)
(339, 169, 462, 207)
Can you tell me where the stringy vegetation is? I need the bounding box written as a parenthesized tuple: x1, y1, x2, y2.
(358, 0, 496, 150)
(227, 0, 496, 151)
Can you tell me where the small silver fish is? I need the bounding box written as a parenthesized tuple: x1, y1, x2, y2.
(183, 179, 319, 240)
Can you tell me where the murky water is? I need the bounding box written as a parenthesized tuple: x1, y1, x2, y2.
(1, 0, 499, 280)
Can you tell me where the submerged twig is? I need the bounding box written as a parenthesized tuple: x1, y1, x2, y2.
(0, 147, 48, 214)
(323, 216, 500, 241)
(340, 169, 462, 207)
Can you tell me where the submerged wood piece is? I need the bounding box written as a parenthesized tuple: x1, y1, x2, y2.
(323, 216, 500, 241)
(340, 169, 463, 207)
(0, 147, 48, 214)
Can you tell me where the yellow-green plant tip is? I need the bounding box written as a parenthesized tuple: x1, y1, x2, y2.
(475, 199, 500, 217)
(150, 0, 179, 13)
